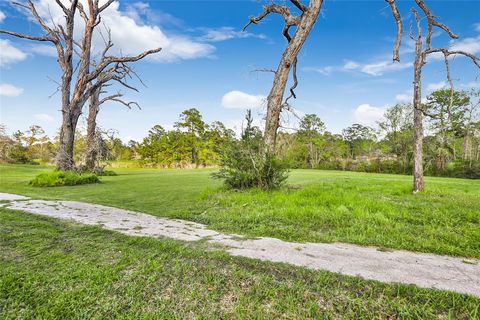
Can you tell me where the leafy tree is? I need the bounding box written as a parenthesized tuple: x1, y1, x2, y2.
(424, 90, 470, 170)
(378, 104, 414, 171)
(297, 114, 326, 168)
(175, 108, 207, 167)
(342, 124, 377, 159)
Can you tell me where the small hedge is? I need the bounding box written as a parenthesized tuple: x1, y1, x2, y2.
(96, 169, 117, 176)
(30, 171, 100, 187)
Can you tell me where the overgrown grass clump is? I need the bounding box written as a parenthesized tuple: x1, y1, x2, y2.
(29, 170, 100, 187)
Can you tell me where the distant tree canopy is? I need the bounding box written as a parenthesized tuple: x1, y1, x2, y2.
(137, 108, 234, 168)
(2, 89, 479, 178)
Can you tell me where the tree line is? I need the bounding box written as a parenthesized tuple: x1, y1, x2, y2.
(2, 87, 479, 178)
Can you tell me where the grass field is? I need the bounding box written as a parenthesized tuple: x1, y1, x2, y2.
(1, 164, 478, 258)
(1, 208, 479, 319)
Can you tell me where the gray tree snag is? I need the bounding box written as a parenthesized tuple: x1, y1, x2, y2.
(84, 86, 139, 171)
(386, 0, 402, 62)
(389, 0, 480, 193)
(244, 0, 324, 154)
(84, 31, 144, 171)
(0, 0, 161, 171)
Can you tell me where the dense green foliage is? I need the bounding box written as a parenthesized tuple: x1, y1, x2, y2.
(29, 170, 100, 187)
(136, 108, 234, 168)
(2, 208, 477, 319)
(1, 89, 479, 178)
(213, 110, 288, 190)
(2, 165, 479, 258)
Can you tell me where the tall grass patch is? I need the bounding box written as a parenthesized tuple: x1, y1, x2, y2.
(29, 170, 100, 187)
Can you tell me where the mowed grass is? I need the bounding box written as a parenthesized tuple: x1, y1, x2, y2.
(1, 208, 478, 319)
(0, 164, 218, 217)
(1, 164, 479, 258)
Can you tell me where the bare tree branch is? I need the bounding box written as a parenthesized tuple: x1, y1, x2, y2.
(88, 48, 162, 84)
(425, 48, 480, 68)
(414, 0, 458, 49)
(243, 4, 301, 32)
(0, 29, 55, 42)
(386, 0, 402, 62)
(251, 68, 277, 75)
(290, 0, 307, 12)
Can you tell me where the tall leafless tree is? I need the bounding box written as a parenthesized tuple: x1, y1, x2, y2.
(83, 30, 144, 171)
(244, 0, 324, 154)
(84, 81, 140, 171)
(0, 0, 161, 171)
(389, 0, 480, 193)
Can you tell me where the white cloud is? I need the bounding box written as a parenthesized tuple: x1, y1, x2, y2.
(200, 27, 266, 42)
(450, 36, 480, 56)
(395, 89, 413, 103)
(426, 81, 446, 92)
(305, 59, 412, 76)
(32, 0, 214, 62)
(125, 2, 183, 28)
(221, 90, 266, 109)
(29, 44, 57, 57)
(426, 35, 480, 62)
(0, 10, 6, 23)
(352, 104, 385, 126)
(0, 39, 27, 67)
(0, 83, 24, 97)
(474, 23, 480, 33)
(34, 113, 55, 123)
(343, 60, 359, 70)
(360, 61, 412, 76)
(304, 66, 335, 75)
(461, 81, 480, 89)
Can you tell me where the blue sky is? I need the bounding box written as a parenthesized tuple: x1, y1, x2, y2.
(0, 0, 479, 141)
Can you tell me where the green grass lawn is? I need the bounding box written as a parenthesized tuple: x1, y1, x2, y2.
(0, 164, 479, 258)
(1, 208, 478, 319)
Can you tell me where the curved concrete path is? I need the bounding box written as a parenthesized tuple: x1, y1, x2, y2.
(1, 192, 479, 297)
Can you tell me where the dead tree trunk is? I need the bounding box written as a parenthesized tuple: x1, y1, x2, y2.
(0, 0, 161, 171)
(84, 88, 101, 170)
(391, 0, 480, 193)
(411, 9, 425, 193)
(84, 87, 140, 171)
(57, 107, 82, 170)
(83, 61, 142, 171)
(244, 0, 323, 154)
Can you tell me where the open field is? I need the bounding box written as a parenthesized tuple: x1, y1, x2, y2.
(1, 164, 479, 258)
(1, 208, 479, 319)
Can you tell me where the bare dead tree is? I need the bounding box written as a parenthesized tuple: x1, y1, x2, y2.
(395, 0, 480, 193)
(0, 0, 161, 171)
(83, 30, 144, 171)
(244, 0, 324, 154)
(84, 80, 140, 171)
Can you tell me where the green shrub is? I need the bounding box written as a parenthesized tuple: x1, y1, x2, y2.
(7, 145, 37, 165)
(97, 169, 117, 176)
(212, 111, 288, 190)
(30, 171, 100, 187)
(214, 150, 288, 190)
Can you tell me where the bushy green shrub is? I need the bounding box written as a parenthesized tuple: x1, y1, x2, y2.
(212, 110, 288, 190)
(76, 165, 118, 176)
(442, 161, 480, 179)
(7, 145, 37, 165)
(97, 169, 117, 176)
(30, 171, 100, 187)
(214, 150, 288, 190)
